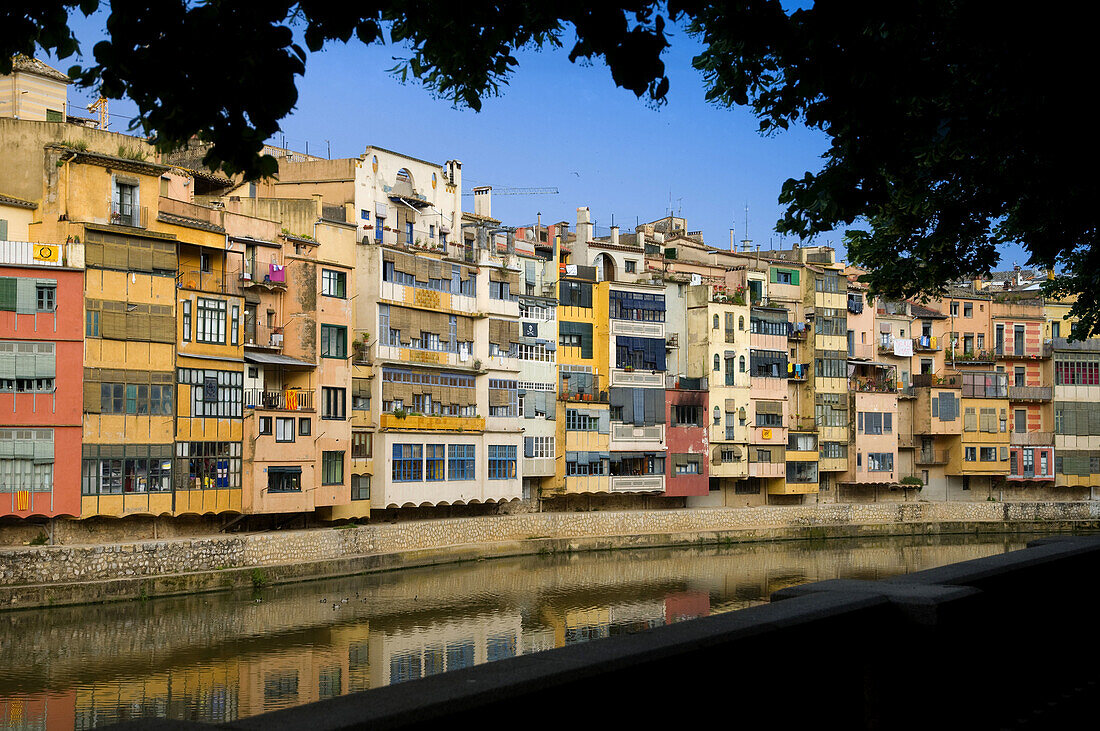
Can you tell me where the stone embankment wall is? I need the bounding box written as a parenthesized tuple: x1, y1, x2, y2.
(1, 502, 1097, 610)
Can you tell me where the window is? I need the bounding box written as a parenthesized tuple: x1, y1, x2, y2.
(965, 447, 977, 461)
(713, 406, 721, 425)
(713, 315, 720, 329)
(950, 302, 959, 316)
(97, 382, 174, 414)
(85, 309, 99, 337)
(299, 418, 311, 436)
(524, 436, 555, 458)
(980, 447, 997, 461)
(259, 416, 272, 435)
(674, 458, 701, 474)
(351, 474, 370, 500)
(713, 354, 720, 371)
(322, 451, 344, 484)
(114, 181, 139, 226)
(351, 431, 371, 458)
(625, 260, 636, 273)
(36, 285, 55, 312)
(195, 298, 226, 344)
(424, 444, 446, 480)
(1052, 321, 1061, 339)
(867, 453, 894, 472)
(182, 300, 191, 342)
(963, 302, 973, 317)
(566, 409, 600, 431)
(322, 387, 346, 420)
(755, 411, 782, 428)
(200, 251, 212, 273)
(672, 405, 704, 427)
(275, 417, 294, 442)
(392, 444, 422, 481)
(487, 445, 517, 480)
(267, 467, 302, 493)
(321, 325, 347, 359)
(1015, 409, 1027, 433)
(322, 270, 347, 298)
(178, 368, 241, 417)
(448, 444, 475, 480)
(175, 441, 241, 490)
(775, 270, 792, 284)
(1014, 367, 1026, 387)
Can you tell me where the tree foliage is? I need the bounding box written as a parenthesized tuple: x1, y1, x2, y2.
(3, 1, 1096, 334)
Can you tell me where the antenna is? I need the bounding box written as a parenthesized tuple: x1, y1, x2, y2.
(741, 201, 752, 252)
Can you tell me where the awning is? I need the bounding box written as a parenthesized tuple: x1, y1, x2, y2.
(389, 194, 433, 210)
(244, 352, 315, 368)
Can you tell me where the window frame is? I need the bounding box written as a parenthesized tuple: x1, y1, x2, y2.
(321, 269, 347, 298)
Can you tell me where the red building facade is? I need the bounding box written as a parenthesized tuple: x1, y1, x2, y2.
(664, 378, 709, 497)
(0, 241, 83, 517)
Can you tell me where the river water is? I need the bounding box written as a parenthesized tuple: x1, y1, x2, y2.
(0, 532, 1061, 729)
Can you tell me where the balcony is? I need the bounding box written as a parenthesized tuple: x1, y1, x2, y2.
(788, 363, 810, 382)
(244, 324, 284, 350)
(610, 369, 664, 387)
(178, 268, 232, 294)
(915, 449, 951, 465)
(913, 336, 941, 352)
(849, 376, 897, 394)
(245, 389, 314, 412)
(1010, 431, 1053, 446)
(611, 423, 665, 449)
(610, 319, 664, 338)
(559, 372, 605, 403)
(238, 263, 287, 290)
(949, 350, 996, 365)
(665, 375, 707, 390)
(0, 239, 77, 268)
(379, 413, 485, 432)
(1008, 386, 1052, 402)
(609, 475, 665, 493)
(107, 200, 148, 228)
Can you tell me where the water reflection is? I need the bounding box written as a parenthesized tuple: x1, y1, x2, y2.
(0, 533, 1058, 728)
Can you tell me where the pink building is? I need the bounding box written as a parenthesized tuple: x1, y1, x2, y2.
(0, 242, 83, 517)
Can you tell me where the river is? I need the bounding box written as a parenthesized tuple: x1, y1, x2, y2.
(0, 532, 1063, 729)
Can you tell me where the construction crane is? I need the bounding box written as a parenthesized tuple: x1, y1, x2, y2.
(87, 97, 108, 130)
(461, 186, 558, 197)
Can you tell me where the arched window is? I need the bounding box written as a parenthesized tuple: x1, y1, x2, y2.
(739, 316, 745, 330)
(713, 314, 720, 329)
(713, 354, 720, 371)
(713, 406, 721, 425)
(739, 355, 746, 372)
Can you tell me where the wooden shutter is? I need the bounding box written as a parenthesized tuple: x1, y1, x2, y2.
(83, 382, 102, 413)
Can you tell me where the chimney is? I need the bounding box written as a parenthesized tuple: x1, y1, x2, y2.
(575, 208, 592, 266)
(473, 186, 491, 218)
(610, 226, 619, 246)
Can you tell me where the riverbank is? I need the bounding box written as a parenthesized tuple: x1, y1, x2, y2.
(2, 501, 1098, 611)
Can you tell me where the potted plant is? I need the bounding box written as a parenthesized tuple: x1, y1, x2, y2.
(392, 407, 407, 420)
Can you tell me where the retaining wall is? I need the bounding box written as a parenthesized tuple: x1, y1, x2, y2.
(2, 501, 1098, 610)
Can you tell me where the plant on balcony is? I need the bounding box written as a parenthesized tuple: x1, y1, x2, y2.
(472, 359, 482, 371)
(900, 476, 924, 487)
(392, 407, 408, 420)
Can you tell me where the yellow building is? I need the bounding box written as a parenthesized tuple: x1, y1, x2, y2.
(554, 267, 612, 497)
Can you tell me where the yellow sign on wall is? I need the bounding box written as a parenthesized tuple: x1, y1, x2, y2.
(762, 428, 773, 440)
(33, 244, 59, 263)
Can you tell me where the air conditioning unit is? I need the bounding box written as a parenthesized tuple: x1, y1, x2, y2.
(270, 333, 283, 347)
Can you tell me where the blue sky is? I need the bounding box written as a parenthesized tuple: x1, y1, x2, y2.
(49, 10, 1032, 269)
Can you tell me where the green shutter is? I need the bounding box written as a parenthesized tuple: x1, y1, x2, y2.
(0, 277, 16, 311)
(790, 269, 800, 286)
(15, 278, 36, 314)
(580, 323, 593, 359)
(769, 268, 778, 284)
(33, 433, 54, 464)
(0, 219, 8, 240)
(36, 349, 55, 378)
